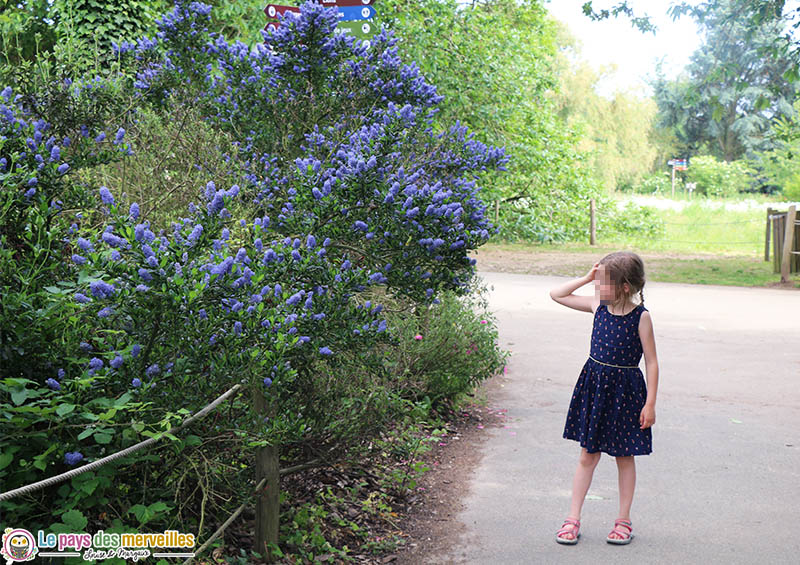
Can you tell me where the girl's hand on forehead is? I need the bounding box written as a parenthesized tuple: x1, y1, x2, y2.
(584, 262, 600, 282)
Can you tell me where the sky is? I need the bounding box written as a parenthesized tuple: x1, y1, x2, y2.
(544, 0, 703, 98)
(545, 0, 800, 99)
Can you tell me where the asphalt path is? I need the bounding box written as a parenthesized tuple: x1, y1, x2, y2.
(432, 271, 800, 565)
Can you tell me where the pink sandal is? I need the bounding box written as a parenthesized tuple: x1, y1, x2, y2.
(606, 518, 634, 544)
(555, 517, 581, 544)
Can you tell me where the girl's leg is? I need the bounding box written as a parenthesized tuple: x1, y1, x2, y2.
(610, 455, 636, 539)
(561, 447, 602, 540)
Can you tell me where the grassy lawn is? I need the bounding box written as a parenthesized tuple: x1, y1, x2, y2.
(474, 194, 800, 289)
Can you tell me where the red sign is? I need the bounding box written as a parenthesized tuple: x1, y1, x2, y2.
(264, 4, 299, 19)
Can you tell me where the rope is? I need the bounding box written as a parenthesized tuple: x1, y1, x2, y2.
(0, 384, 242, 502)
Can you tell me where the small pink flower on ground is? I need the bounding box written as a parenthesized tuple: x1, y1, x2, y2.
(503, 365, 507, 373)
(480, 319, 487, 324)
(477, 424, 484, 429)
(418, 486, 426, 490)
(439, 442, 447, 446)
(414, 334, 423, 340)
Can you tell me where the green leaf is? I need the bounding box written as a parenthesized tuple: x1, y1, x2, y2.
(61, 509, 88, 531)
(93, 432, 113, 444)
(80, 478, 100, 495)
(57, 403, 76, 416)
(183, 434, 202, 446)
(11, 388, 29, 406)
(78, 427, 95, 441)
(0, 450, 15, 471)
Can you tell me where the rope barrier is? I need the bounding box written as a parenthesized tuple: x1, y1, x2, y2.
(0, 384, 242, 502)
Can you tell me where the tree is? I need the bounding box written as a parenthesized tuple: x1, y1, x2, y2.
(650, 0, 798, 161)
(550, 20, 661, 191)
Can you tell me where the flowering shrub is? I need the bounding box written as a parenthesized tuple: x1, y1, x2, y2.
(116, 0, 508, 305)
(1, 0, 508, 545)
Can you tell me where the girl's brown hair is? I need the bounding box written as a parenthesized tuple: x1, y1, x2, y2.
(599, 251, 646, 308)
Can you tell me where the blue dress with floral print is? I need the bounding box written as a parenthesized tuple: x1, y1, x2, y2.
(563, 302, 652, 456)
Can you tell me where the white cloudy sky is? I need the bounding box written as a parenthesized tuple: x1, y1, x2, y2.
(545, 0, 702, 97)
(544, 0, 800, 98)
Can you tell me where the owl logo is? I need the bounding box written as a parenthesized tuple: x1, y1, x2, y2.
(1, 528, 37, 563)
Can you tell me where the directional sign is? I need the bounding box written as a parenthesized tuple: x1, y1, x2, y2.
(320, 0, 375, 5)
(264, 2, 378, 45)
(264, 4, 299, 19)
(333, 20, 376, 39)
(337, 5, 376, 20)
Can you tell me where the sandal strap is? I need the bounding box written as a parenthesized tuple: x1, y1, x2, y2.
(557, 519, 580, 535)
(609, 522, 632, 538)
(614, 519, 632, 529)
(562, 518, 580, 526)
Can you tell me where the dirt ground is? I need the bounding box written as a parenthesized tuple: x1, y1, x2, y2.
(465, 245, 800, 290)
(391, 371, 510, 564)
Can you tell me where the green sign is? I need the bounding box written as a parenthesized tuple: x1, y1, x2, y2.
(333, 20, 376, 40)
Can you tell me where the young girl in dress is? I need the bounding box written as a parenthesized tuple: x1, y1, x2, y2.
(548, 251, 659, 546)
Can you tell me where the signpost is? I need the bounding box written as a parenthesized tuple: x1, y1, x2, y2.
(264, 1, 378, 46)
(667, 158, 688, 198)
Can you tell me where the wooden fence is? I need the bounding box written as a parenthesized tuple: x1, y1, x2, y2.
(765, 205, 799, 281)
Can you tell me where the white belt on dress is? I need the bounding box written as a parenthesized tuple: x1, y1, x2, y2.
(588, 354, 639, 369)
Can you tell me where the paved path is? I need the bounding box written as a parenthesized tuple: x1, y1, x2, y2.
(433, 272, 800, 565)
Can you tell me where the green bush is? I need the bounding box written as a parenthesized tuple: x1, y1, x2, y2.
(635, 172, 677, 195)
(382, 274, 509, 410)
(686, 155, 753, 197)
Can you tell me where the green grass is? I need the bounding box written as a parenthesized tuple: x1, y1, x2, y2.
(613, 193, 776, 256)
(484, 193, 800, 288)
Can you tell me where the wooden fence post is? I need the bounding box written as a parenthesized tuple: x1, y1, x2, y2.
(765, 207, 772, 262)
(590, 198, 596, 245)
(253, 389, 280, 562)
(781, 205, 797, 283)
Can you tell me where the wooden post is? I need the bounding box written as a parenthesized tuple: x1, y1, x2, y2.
(793, 211, 800, 272)
(495, 199, 499, 224)
(671, 165, 675, 199)
(254, 389, 280, 562)
(774, 213, 782, 274)
(589, 198, 596, 245)
(781, 205, 796, 283)
(765, 208, 772, 261)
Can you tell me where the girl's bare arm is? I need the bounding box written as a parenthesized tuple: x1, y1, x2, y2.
(549, 274, 595, 313)
(549, 263, 599, 313)
(639, 311, 659, 407)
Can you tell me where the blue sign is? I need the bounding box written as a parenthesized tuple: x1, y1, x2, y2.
(337, 6, 376, 21)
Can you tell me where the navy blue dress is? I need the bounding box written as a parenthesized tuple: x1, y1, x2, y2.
(563, 302, 652, 456)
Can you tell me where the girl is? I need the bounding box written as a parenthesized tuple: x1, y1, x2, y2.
(548, 251, 659, 546)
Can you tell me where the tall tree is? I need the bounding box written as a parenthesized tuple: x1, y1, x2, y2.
(550, 20, 661, 191)
(651, 0, 798, 161)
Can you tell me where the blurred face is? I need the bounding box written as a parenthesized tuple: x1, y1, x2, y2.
(594, 263, 629, 302)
